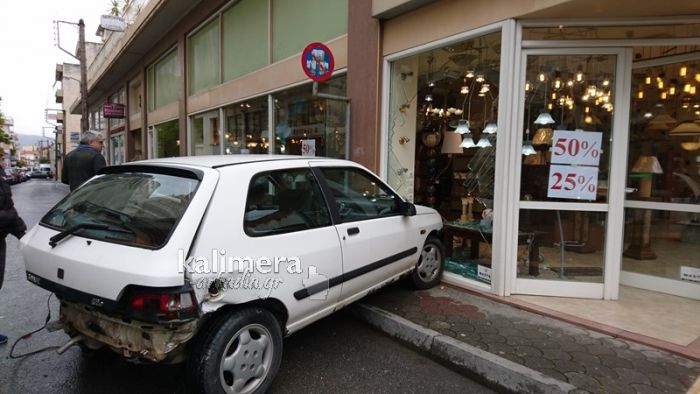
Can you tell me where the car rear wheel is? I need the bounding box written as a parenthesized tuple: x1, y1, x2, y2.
(410, 236, 445, 289)
(188, 308, 283, 394)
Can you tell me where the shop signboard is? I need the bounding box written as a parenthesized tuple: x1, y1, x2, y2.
(547, 129, 602, 201)
(550, 130, 603, 166)
(301, 42, 334, 82)
(301, 139, 316, 156)
(103, 103, 125, 119)
(69, 131, 80, 143)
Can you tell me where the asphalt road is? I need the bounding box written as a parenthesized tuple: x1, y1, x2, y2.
(0, 179, 493, 394)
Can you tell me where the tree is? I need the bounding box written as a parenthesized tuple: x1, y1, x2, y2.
(39, 157, 50, 164)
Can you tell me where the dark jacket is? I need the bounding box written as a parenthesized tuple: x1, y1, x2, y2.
(61, 144, 107, 191)
(0, 178, 27, 290)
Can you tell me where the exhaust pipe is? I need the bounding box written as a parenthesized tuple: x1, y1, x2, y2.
(56, 335, 84, 354)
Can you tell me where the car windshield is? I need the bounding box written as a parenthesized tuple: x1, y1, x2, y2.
(41, 172, 200, 248)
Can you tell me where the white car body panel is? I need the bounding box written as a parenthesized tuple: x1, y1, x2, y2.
(20, 166, 220, 301)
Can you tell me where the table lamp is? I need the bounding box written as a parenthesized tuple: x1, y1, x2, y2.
(624, 155, 663, 259)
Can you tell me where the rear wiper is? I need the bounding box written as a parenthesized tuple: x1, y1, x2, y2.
(49, 223, 134, 248)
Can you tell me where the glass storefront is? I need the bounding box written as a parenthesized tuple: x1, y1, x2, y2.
(387, 31, 502, 285)
(190, 110, 220, 156)
(155, 120, 179, 158)
(110, 133, 125, 165)
(273, 76, 347, 158)
(224, 97, 269, 154)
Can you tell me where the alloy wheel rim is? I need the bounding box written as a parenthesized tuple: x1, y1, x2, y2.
(219, 323, 274, 394)
(417, 244, 441, 282)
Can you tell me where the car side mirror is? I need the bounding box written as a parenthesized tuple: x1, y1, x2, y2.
(401, 201, 416, 216)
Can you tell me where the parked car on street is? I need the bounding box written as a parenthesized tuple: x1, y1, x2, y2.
(21, 155, 444, 393)
(30, 169, 50, 179)
(3, 168, 17, 184)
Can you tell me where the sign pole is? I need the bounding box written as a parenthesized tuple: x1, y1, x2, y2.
(78, 19, 89, 133)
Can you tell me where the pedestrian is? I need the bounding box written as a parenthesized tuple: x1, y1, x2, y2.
(0, 152, 27, 345)
(61, 131, 107, 191)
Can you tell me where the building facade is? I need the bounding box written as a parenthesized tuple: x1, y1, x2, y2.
(73, 0, 699, 302)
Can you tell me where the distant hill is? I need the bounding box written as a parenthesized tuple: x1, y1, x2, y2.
(15, 133, 55, 148)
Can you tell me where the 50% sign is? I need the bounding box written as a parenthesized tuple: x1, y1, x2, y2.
(550, 130, 602, 166)
(547, 165, 599, 200)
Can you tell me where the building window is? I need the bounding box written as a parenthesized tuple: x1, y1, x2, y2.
(223, 0, 268, 81)
(224, 96, 269, 154)
(155, 120, 180, 158)
(190, 111, 220, 156)
(148, 49, 178, 111)
(271, 0, 347, 62)
(273, 75, 347, 158)
(110, 133, 125, 165)
(108, 90, 126, 129)
(189, 19, 221, 95)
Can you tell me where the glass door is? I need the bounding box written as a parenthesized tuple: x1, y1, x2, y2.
(512, 48, 629, 298)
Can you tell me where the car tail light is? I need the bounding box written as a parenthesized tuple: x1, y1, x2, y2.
(127, 288, 199, 322)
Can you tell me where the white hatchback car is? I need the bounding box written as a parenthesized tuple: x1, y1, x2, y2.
(21, 155, 444, 393)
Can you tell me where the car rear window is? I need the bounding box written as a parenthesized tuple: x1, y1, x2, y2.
(41, 172, 200, 248)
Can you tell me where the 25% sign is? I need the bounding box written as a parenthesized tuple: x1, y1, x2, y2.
(547, 165, 599, 200)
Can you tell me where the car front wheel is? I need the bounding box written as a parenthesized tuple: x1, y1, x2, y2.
(410, 236, 445, 289)
(188, 308, 283, 394)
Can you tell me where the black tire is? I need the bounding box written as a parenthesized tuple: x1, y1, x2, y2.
(188, 308, 283, 394)
(410, 236, 445, 289)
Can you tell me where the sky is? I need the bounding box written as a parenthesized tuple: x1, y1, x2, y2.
(0, 1, 109, 137)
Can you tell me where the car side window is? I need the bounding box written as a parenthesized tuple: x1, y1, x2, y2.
(244, 168, 332, 237)
(320, 167, 401, 223)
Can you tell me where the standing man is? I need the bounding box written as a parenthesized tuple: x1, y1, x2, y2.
(0, 152, 27, 345)
(61, 131, 106, 191)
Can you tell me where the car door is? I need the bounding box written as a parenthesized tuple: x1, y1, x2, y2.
(312, 163, 421, 303)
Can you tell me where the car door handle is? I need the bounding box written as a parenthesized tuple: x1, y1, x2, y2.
(347, 227, 360, 236)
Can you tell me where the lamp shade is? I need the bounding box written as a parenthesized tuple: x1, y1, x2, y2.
(459, 135, 476, 148)
(669, 121, 700, 136)
(455, 119, 471, 134)
(441, 132, 463, 154)
(631, 156, 663, 174)
(483, 122, 498, 134)
(534, 110, 556, 125)
(476, 137, 492, 148)
(522, 141, 536, 156)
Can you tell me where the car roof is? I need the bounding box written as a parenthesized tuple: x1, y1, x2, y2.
(127, 155, 355, 169)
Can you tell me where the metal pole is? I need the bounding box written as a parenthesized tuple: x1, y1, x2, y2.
(78, 19, 89, 133)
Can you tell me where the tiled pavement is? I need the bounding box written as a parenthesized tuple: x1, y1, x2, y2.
(362, 283, 700, 394)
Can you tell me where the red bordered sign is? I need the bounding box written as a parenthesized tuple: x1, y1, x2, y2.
(301, 42, 335, 82)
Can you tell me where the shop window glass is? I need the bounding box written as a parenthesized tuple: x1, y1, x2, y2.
(224, 96, 269, 154)
(519, 54, 616, 203)
(273, 75, 347, 158)
(386, 31, 502, 285)
(223, 0, 268, 81)
(622, 208, 700, 283)
(271, 0, 347, 62)
(189, 19, 221, 95)
(190, 111, 220, 156)
(244, 168, 331, 237)
(155, 120, 179, 158)
(516, 209, 606, 283)
(627, 51, 700, 206)
(110, 133, 125, 165)
(524, 24, 700, 41)
(150, 49, 178, 110)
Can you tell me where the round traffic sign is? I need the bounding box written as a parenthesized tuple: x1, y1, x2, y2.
(301, 42, 335, 82)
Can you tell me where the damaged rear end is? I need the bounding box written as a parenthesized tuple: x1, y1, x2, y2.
(20, 164, 219, 361)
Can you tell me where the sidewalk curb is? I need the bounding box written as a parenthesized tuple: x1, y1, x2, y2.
(350, 303, 576, 394)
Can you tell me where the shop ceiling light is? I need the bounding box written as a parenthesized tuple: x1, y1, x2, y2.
(476, 137, 492, 148)
(483, 122, 498, 134)
(522, 140, 536, 156)
(534, 110, 556, 125)
(441, 131, 464, 154)
(669, 121, 700, 136)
